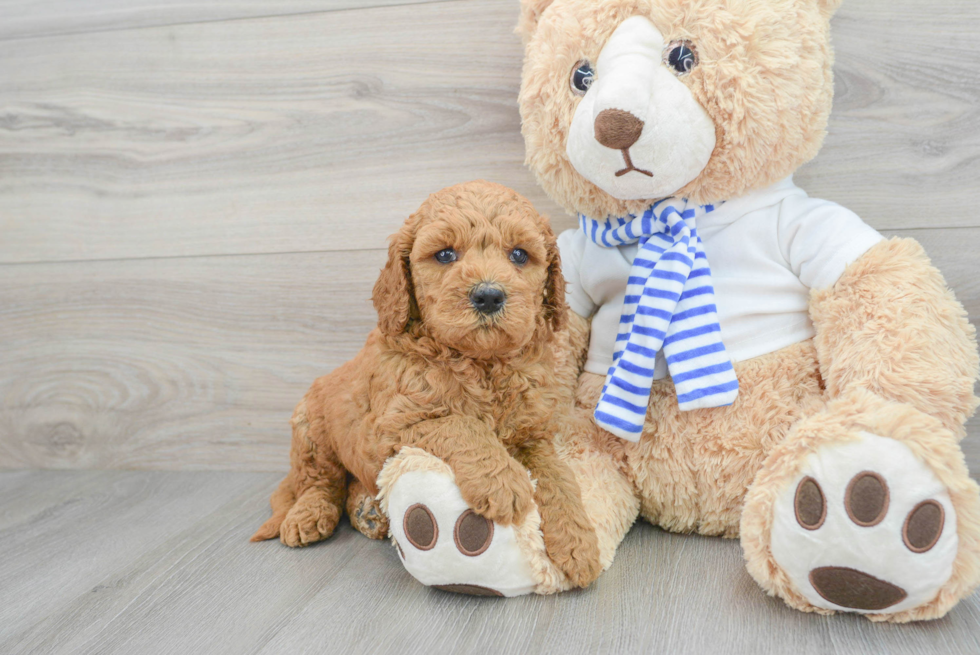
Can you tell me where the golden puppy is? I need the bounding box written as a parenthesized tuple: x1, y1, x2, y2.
(252, 180, 602, 587)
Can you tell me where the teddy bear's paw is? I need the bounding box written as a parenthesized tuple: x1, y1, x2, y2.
(376, 447, 569, 597)
(769, 432, 957, 615)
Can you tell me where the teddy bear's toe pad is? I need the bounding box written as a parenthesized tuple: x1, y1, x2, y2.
(382, 460, 540, 597)
(770, 432, 958, 614)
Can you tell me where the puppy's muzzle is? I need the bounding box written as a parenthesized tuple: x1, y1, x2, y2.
(469, 283, 506, 315)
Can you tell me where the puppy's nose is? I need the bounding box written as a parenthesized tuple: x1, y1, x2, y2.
(594, 108, 644, 150)
(469, 283, 506, 315)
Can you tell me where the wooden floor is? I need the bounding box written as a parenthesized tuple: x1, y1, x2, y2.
(1, 469, 979, 655)
(2, 0, 980, 652)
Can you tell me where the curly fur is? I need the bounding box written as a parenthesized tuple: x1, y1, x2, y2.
(251, 181, 602, 588)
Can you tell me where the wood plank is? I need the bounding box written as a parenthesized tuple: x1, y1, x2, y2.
(0, 470, 273, 648)
(796, 1, 980, 225)
(0, 0, 456, 41)
(0, 249, 385, 471)
(1, 0, 979, 265)
(2, 470, 978, 654)
(1, 228, 978, 472)
(0, 0, 558, 265)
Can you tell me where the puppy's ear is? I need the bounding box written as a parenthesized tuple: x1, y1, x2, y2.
(373, 216, 420, 336)
(517, 0, 556, 44)
(542, 223, 567, 332)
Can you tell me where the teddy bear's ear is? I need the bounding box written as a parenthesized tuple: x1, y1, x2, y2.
(815, 0, 843, 17)
(517, 0, 556, 43)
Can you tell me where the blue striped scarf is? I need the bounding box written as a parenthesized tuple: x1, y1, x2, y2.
(581, 198, 738, 442)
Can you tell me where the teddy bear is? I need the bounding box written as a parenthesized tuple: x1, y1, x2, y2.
(378, 0, 980, 621)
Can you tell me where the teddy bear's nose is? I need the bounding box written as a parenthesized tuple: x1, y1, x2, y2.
(594, 108, 644, 150)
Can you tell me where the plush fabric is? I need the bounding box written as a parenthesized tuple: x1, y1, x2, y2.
(577, 337, 825, 537)
(564, 16, 718, 200)
(519, 0, 837, 220)
(559, 176, 883, 380)
(741, 390, 980, 622)
(512, 0, 980, 621)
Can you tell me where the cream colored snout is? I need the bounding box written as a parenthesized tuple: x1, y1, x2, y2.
(566, 16, 716, 202)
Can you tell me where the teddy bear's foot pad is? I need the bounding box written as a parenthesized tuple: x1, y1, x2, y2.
(770, 432, 957, 614)
(377, 448, 556, 597)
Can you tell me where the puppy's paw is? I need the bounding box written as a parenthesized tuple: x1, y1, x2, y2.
(542, 516, 603, 589)
(457, 459, 536, 526)
(347, 484, 389, 540)
(279, 490, 341, 547)
(769, 432, 958, 615)
(377, 448, 571, 596)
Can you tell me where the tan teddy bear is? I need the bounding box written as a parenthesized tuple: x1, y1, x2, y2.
(380, 0, 980, 622)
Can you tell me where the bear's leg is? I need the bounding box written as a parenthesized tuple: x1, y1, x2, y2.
(741, 390, 980, 622)
(375, 418, 638, 596)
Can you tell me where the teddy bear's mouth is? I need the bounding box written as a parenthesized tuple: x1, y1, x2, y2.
(614, 148, 653, 178)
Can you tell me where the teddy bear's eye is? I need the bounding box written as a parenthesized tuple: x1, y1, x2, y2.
(434, 248, 457, 264)
(570, 60, 595, 95)
(663, 40, 699, 76)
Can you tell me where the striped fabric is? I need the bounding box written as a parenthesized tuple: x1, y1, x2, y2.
(581, 198, 738, 442)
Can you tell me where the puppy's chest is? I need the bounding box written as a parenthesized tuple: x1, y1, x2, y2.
(436, 363, 556, 425)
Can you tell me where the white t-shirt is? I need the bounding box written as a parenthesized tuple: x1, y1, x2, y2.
(558, 177, 884, 379)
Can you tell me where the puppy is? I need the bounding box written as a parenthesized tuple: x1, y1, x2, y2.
(251, 180, 602, 587)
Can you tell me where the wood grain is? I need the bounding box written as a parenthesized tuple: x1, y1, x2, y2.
(0, 249, 384, 470)
(0, 0, 553, 264)
(1, 0, 979, 265)
(797, 1, 980, 224)
(0, 0, 456, 41)
(1, 229, 977, 472)
(0, 470, 273, 649)
(1, 469, 978, 655)
(2, 2, 979, 653)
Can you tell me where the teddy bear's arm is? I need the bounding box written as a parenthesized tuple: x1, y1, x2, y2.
(809, 237, 980, 437)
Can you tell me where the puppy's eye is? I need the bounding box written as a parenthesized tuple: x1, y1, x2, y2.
(510, 248, 529, 265)
(570, 60, 595, 96)
(434, 248, 457, 264)
(663, 40, 699, 76)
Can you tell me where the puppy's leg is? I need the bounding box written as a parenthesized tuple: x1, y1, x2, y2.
(280, 479, 346, 547)
(250, 473, 297, 542)
(252, 398, 348, 547)
(516, 436, 603, 588)
(279, 421, 347, 546)
(402, 416, 535, 526)
(346, 478, 389, 540)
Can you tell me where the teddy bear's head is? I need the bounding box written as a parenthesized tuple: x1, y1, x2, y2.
(518, 0, 842, 219)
